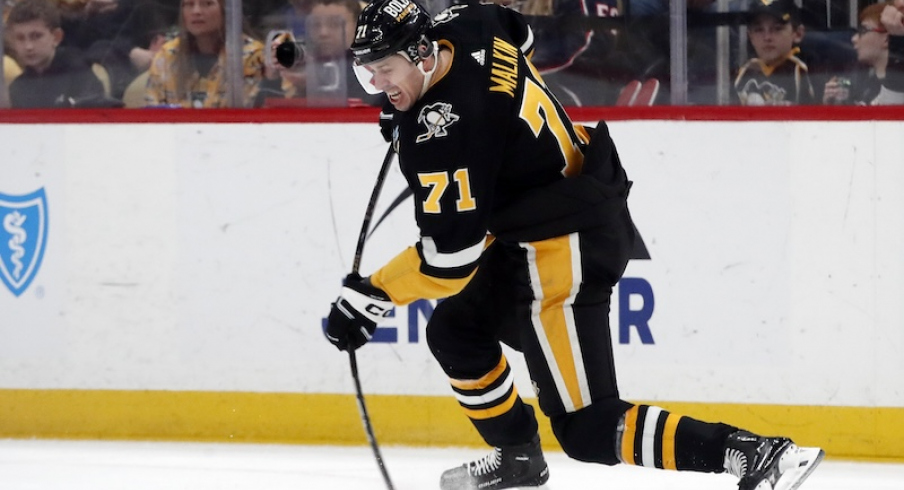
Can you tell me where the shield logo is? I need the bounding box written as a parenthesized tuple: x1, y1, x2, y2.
(0, 188, 49, 297)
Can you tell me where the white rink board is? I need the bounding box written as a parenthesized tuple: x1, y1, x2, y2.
(1, 120, 902, 407)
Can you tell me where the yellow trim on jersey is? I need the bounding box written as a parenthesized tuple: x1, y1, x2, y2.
(369, 247, 473, 305)
(573, 124, 591, 145)
(430, 40, 455, 88)
(462, 386, 520, 420)
(449, 356, 508, 391)
(759, 47, 802, 77)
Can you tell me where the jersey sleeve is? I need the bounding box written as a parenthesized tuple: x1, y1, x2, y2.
(493, 4, 536, 58)
(370, 247, 475, 305)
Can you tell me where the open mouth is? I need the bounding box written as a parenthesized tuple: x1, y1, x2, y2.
(387, 90, 401, 103)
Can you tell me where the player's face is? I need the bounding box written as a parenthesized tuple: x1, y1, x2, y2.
(356, 54, 424, 111)
(747, 15, 802, 66)
(9, 20, 61, 72)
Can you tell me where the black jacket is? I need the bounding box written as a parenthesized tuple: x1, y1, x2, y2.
(886, 35, 904, 94)
(9, 46, 106, 108)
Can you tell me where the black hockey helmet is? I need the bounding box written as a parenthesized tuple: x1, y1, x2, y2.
(350, 0, 433, 65)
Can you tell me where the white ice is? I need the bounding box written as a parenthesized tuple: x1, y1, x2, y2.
(1, 439, 902, 490)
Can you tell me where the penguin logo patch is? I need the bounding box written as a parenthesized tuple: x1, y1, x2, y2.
(416, 102, 460, 143)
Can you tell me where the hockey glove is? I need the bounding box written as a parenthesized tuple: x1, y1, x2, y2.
(325, 274, 393, 351)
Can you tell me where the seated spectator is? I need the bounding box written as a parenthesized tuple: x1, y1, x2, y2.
(734, 0, 816, 105)
(145, 0, 286, 108)
(878, 0, 904, 102)
(5, 0, 111, 107)
(264, 0, 384, 106)
(823, 1, 904, 105)
(299, 0, 381, 105)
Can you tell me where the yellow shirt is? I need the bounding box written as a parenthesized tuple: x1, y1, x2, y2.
(145, 35, 269, 108)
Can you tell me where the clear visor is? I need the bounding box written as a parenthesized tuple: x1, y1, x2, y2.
(352, 53, 420, 95)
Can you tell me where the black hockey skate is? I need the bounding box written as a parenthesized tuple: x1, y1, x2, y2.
(723, 430, 825, 490)
(439, 435, 549, 490)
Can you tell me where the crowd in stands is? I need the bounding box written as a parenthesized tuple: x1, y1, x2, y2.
(2, 0, 903, 108)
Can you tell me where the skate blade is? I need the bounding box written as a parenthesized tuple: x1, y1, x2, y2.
(512, 486, 550, 490)
(776, 446, 825, 490)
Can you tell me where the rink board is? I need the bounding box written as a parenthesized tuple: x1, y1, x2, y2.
(1, 390, 902, 462)
(1, 112, 902, 460)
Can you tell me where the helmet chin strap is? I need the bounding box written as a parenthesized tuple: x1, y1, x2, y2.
(416, 41, 441, 98)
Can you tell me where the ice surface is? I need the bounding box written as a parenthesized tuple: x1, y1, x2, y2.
(1, 439, 902, 490)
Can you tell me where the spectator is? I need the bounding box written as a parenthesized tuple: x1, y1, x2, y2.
(734, 0, 816, 105)
(300, 0, 381, 105)
(823, 2, 904, 105)
(5, 0, 110, 107)
(878, 0, 904, 102)
(145, 0, 286, 108)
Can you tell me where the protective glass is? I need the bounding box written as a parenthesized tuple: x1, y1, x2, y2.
(352, 53, 419, 95)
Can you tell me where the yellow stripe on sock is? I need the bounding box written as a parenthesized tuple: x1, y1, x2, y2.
(661, 413, 681, 470)
(450, 356, 508, 391)
(621, 406, 639, 465)
(462, 387, 519, 420)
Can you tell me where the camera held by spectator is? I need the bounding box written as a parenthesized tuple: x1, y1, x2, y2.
(266, 30, 306, 70)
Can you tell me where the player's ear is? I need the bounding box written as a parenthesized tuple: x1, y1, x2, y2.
(52, 27, 64, 46)
(417, 35, 434, 59)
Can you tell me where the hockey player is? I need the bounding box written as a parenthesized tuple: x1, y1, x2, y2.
(324, 1, 825, 489)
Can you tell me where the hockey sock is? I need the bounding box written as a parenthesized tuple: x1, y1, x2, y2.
(616, 404, 736, 472)
(449, 354, 538, 447)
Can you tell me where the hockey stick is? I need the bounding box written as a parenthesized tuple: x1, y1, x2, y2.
(352, 144, 396, 276)
(367, 188, 413, 240)
(349, 144, 396, 490)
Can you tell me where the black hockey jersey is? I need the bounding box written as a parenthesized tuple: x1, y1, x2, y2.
(370, 4, 629, 305)
(734, 48, 816, 105)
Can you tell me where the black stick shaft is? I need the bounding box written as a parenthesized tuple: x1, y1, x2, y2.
(352, 145, 396, 275)
(350, 348, 395, 490)
(348, 145, 396, 490)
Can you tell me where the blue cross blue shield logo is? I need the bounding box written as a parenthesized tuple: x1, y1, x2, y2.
(0, 189, 49, 297)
